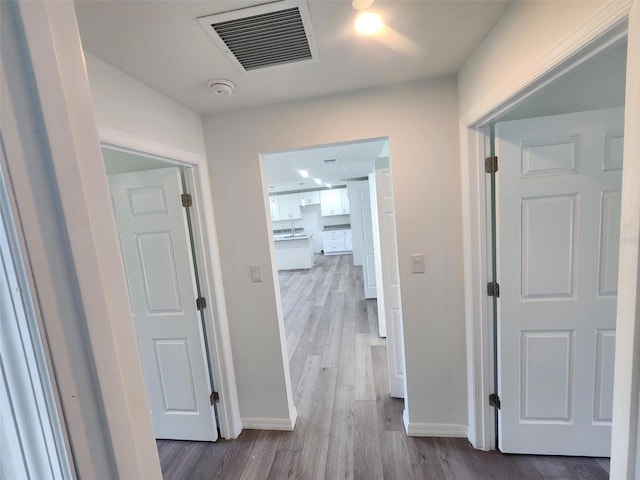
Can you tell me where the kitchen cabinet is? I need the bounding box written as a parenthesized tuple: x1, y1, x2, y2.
(320, 188, 350, 216)
(322, 229, 353, 254)
(299, 190, 320, 206)
(270, 193, 301, 221)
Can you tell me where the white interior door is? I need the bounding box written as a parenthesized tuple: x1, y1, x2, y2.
(496, 107, 623, 455)
(348, 180, 377, 298)
(374, 157, 405, 398)
(109, 167, 218, 442)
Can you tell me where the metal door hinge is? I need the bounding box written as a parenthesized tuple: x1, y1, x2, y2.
(196, 297, 207, 311)
(489, 393, 501, 409)
(487, 281, 500, 298)
(181, 193, 193, 208)
(210, 391, 219, 405)
(485, 156, 498, 174)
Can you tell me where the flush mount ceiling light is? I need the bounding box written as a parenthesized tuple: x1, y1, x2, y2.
(207, 79, 235, 96)
(298, 169, 309, 178)
(352, 0, 374, 10)
(313, 178, 322, 185)
(355, 12, 383, 35)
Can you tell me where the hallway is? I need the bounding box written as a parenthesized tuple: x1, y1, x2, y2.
(157, 255, 609, 479)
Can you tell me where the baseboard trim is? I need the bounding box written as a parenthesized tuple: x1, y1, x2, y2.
(405, 420, 468, 438)
(241, 416, 296, 431)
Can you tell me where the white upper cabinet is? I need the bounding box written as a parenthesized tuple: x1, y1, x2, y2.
(299, 190, 321, 206)
(269, 196, 281, 221)
(270, 193, 301, 221)
(320, 188, 350, 216)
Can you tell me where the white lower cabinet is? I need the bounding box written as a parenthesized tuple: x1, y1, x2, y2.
(322, 229, 352, 254)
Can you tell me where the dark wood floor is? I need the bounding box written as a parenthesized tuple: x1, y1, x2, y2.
(157, 254, 610, 479)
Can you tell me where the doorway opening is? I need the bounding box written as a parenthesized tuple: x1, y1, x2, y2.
(260, 137, 407, 433)
(465, 26, 627, 460)
(102, 145, 221, 443)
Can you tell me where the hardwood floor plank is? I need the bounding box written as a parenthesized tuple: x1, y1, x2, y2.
(287, 308, 323, 396)
(355, 299, 369, 334)
(322, 292, 346, 367)
(353, 400, 384, 480)
(325, 385, 355, 480)
(371, 345, 404, 431)
(238, 431, 282, 480)
(162, 441, 209, 479)
(336, 326, 355, 386)
(157, 440, 187, 474)
(367, 300, 385, 346)
(379, 431, 413, 480)
(354, 333, 375, 401)
(267, 450, 301, 480)
(185, 440, 233, 480)
(280, 355, 322, 451)
(412, 463, 447, 479)
(299, 366, 337, 480)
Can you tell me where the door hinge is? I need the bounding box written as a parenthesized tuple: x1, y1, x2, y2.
(196, 297, 207, 311)
(210, 391, 219, 405)
(489, 393, 501, 409)
(485, 156, 498, 174)
(181, 193, 193, 208)
(487, 281, 500, 297)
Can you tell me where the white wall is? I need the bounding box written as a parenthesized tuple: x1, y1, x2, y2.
(85, 53, 206, 156)
(204, 78, 468, 431)
(458, 1, 612, 123)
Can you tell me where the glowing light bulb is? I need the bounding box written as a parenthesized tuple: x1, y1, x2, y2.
(355, 12, 383, 35)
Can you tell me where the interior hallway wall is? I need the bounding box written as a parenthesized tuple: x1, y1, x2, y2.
(203, 77, 468, 431)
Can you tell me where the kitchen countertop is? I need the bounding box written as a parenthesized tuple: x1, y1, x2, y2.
(273, 233, 313, 242)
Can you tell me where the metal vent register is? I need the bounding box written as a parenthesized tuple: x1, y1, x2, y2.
(199, 1, 318, 72)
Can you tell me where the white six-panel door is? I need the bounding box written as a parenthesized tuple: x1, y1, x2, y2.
(496, 107, 623, 455)
(109, 167, 218, 442)
(348, 180, 377, 299)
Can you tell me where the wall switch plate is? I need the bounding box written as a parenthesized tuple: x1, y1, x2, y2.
(411, 254, 425, 274)
(250, 265, 263, 282)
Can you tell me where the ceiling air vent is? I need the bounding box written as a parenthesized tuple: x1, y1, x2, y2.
(198, 1, 318, 72)
(322, 158, 339, 165)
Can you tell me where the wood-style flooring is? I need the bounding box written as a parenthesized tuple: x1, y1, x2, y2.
(157, 254, 610, 479)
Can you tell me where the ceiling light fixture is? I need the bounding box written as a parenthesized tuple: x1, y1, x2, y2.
(299, 169, 309, 178)
(325, 183, 332, 188)
(355, 12, 383, 35)
(313, 178, 322, 185)
(352, 0, 374, 10)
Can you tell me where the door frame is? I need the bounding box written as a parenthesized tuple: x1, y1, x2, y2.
(100, 127, 242, 440)
(460, 0, 636, 461)
(460, 2, 640, 464)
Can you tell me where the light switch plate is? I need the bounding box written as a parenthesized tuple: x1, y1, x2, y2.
(250, 265, 263, 282)
(411, 254, 425, 274)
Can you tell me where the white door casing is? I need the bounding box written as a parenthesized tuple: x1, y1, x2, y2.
(496, 107, 623, 455)
(374, 157, 405, 398)
(109, 167, 218, 441)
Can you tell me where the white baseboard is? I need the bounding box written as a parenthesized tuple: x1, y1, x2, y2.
(241, 415, 296, 431)
(403, 410, 468, 437)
